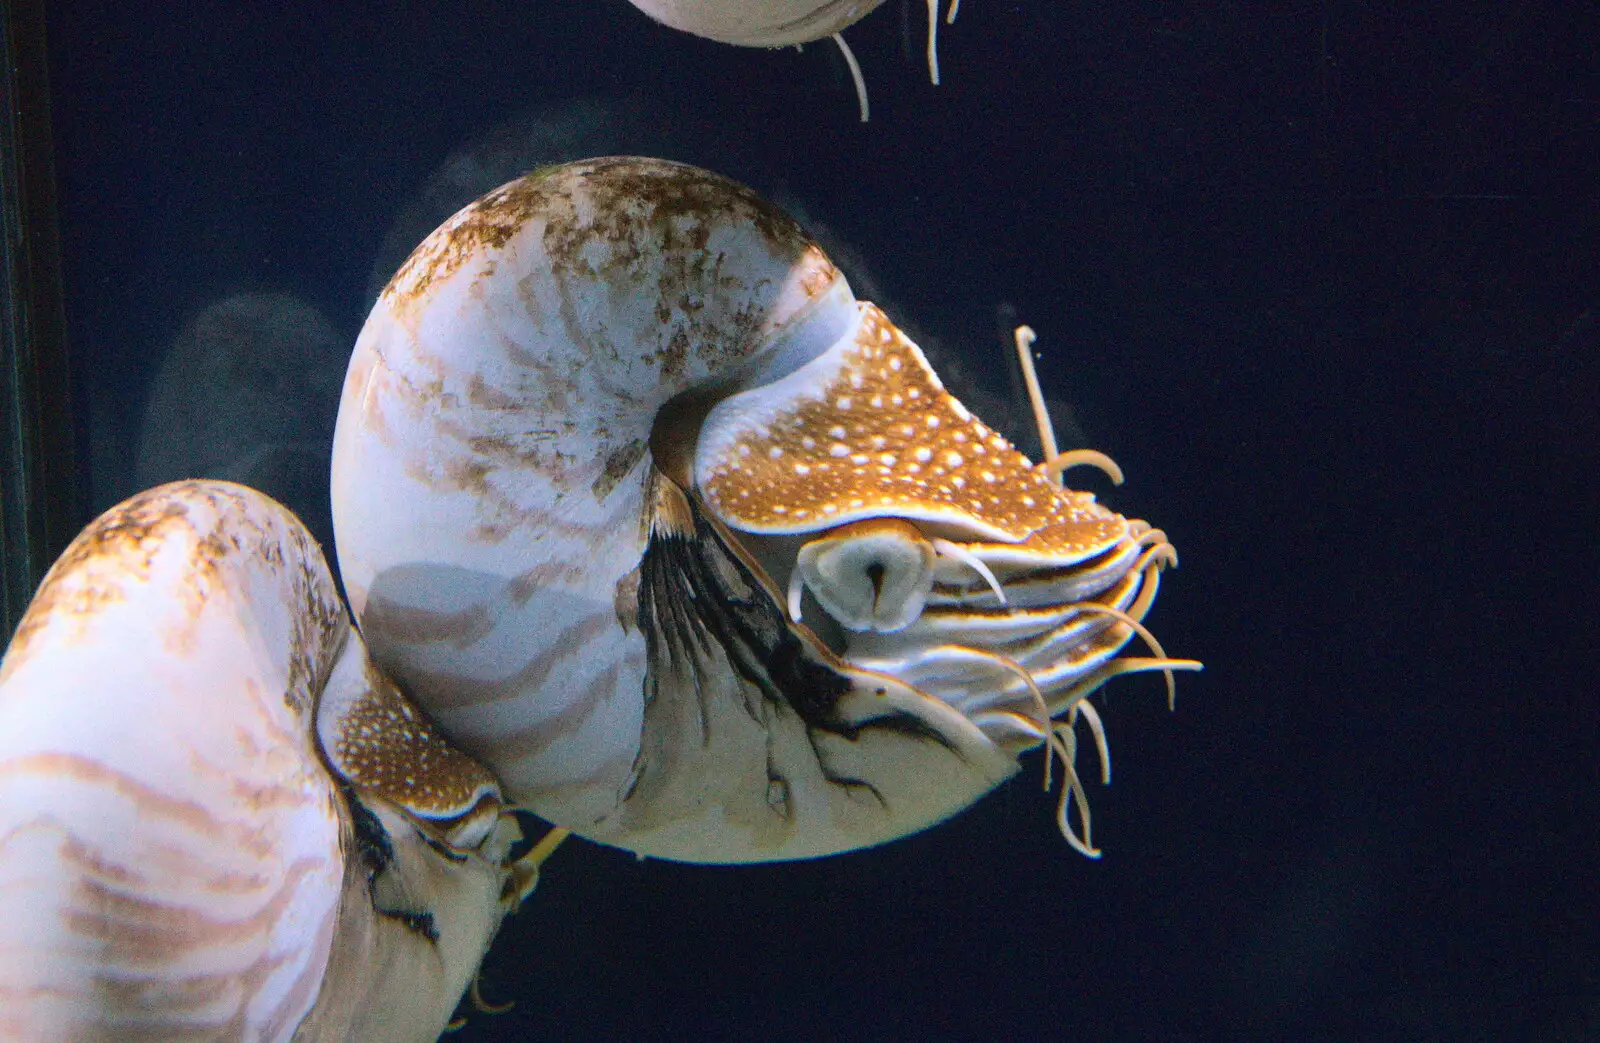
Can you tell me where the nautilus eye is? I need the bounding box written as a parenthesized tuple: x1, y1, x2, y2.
(333, 156, 1198, 866)
(792, 518, 936, 632)
(0, 481, 532, 1041)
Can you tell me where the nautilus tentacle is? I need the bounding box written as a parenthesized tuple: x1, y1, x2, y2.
(0, 481, 524, 1041)
(333, 156, 1197, 865)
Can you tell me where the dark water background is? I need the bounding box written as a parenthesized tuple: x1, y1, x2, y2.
(44, 2, 1599, 1039)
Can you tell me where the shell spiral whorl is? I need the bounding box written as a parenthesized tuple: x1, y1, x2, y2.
(335, 158, 858, 851)
(334, 157, 1196, 864)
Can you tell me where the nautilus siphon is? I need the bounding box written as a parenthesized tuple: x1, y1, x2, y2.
(333, 155, 1200, 866)
(0, 482, 537, 1040)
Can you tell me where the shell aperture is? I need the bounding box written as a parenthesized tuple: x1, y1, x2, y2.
(0, 481, 524, 1041)
(333, 156, 1196, 865)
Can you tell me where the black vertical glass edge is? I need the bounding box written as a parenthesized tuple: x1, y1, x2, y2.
(0, 0, 76, 643)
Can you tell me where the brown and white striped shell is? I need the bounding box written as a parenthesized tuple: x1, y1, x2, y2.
(0, 481, 523, 1040)
(332, 156, 1196, 865)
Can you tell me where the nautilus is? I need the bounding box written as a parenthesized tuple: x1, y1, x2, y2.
(333, 155, 1199, 865)
(623, 0, 969, 119)
(0, 155, 1196, 1037)
(0, 481, 540, 1039)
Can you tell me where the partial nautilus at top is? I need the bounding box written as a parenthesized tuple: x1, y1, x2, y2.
(622, 0, 969, 119)
(334, 155, 1200, 864)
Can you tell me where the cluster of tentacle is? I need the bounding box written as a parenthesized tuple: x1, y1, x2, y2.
(776, 325, 1201, 855)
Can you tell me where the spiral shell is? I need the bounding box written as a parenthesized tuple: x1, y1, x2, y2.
(333, 156, 1195, 865)
(0, 481, 521, 1041)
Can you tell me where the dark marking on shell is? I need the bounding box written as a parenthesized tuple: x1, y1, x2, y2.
(466, 373, 520, 411)
(361, 596, 498, 651)
(593, 439, 647, 501)
(399, 610, 619, 714)
(382, 166, 567, 327)
(614, 566, 642, 635)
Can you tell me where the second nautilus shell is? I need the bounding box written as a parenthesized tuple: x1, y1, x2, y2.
(334, 155, 1197, 865)
(0, 482, 526, 1040)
